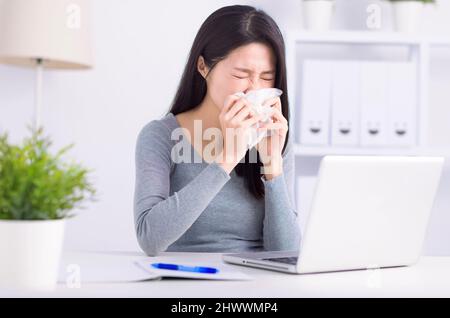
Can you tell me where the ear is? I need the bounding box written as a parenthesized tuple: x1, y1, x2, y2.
(197, 56, 209, 79)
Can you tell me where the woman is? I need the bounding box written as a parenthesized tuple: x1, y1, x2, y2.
(134, 5, 301, 256)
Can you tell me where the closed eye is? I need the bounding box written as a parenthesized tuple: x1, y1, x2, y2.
(233, 75, 274, 81)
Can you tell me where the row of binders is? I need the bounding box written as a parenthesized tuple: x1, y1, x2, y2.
(299, 59, 418, 147)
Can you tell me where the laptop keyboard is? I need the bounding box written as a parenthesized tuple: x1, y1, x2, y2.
(261, 257, 298, 265)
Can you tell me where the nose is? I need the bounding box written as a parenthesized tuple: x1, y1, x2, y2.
(244, 77, 262, 94)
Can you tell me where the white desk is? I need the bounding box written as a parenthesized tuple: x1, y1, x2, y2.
(2, 251, 450, 297)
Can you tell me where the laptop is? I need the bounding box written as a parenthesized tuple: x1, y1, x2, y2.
(223, 155, 445, 274)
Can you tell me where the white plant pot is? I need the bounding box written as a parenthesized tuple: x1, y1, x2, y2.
(303, 0, 335, 31)
(0, 219, 65, 291)
(392, 1, 424, 33)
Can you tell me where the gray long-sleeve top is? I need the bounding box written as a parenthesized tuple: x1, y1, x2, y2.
(133, 112, 301, 256)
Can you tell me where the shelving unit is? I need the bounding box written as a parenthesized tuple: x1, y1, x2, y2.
(285, 30, 450, 46)
(284, 30, 450, 158)
(294, 144, 450, 157)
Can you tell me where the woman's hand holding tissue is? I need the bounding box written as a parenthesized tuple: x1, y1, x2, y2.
(214, 94, 262, 174)
(255, 96, 288, 180)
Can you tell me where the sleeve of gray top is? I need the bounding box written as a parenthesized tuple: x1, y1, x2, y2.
(262, 135, 302, 251)
(133, 121, 231, 256)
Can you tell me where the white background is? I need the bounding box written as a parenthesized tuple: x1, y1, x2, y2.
(0, 0, 449, 255)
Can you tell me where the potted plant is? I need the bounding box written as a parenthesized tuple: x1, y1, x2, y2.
(387, 0, 436, 33)
(302, 0, 335, 31)
(0, 127, 96, 291)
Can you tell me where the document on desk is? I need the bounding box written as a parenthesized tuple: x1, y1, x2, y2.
(57, 252, 252, 284)
(134, 258, 253, 281)
(58, 252, 161, 284)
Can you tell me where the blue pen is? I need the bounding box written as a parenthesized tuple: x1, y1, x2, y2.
(151, 263, 219, 274)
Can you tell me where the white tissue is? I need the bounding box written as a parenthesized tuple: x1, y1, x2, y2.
(234, 88, 283, 149)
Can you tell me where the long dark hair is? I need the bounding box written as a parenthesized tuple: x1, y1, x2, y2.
(168, 5, 290, 199)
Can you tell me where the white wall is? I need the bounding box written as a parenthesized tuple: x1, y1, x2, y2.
(0, 0, 449, 254)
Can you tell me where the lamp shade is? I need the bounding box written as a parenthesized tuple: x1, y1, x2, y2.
(0, 0, 93, 69)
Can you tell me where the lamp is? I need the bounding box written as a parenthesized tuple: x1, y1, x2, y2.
(0, 0, 93, 130)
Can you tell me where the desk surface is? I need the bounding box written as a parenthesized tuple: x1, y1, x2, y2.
(2, 251, 450, 298)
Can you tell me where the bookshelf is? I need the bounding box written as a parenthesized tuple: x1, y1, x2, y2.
(284, 30, 450, 157)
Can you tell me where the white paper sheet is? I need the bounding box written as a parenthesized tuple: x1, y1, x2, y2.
(57, 252, 160, 284)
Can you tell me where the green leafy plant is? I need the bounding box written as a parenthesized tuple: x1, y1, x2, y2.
(0, 127, 96, 220)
